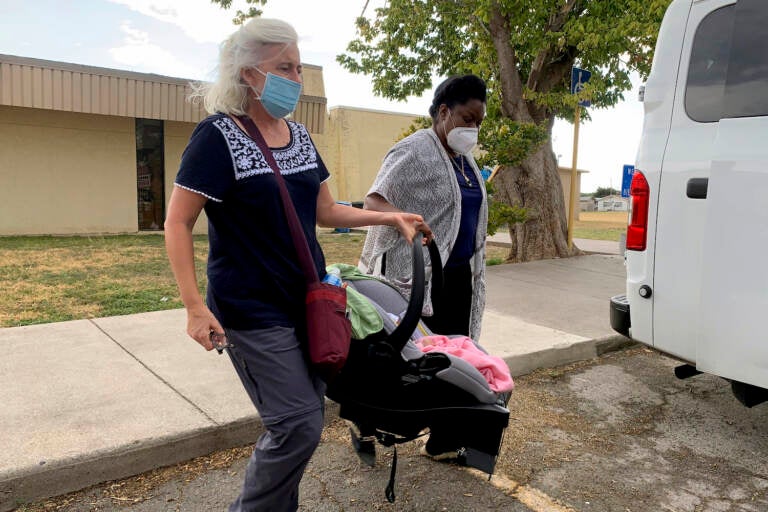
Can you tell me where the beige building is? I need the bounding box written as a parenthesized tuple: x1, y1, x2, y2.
(0, 54, 327, 236)
(557, 166, 588, 222)
(320, 106, 419, 204)
(1, 54, 586, 236)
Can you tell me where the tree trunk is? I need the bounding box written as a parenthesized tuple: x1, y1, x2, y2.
(494, 135, 579, 262)
(488, 2, 582, 262)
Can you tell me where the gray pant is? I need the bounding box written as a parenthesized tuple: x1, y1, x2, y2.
(225, 326, 326, 512)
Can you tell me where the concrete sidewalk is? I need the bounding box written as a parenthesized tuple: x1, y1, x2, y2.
(487, 231, 622, 255)
(0, 254, 629, 511)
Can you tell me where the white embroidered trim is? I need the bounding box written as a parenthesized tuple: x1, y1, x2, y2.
(212, 117, 320, 181)
(174, 183, 223, 203)
(236, 162, 320, 180)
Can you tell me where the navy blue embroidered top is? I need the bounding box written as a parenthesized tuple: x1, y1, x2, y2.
(175, 114, 330, 330)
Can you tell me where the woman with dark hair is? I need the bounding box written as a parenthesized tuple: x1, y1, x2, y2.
(360, 74, 488, 340)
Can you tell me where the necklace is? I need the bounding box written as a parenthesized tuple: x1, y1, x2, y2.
(450, 154, 473, 187)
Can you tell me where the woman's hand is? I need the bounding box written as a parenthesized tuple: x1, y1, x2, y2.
(186, 304, 226, 351)
(165, 187, 223, 351)
(391, 212, 433, 245)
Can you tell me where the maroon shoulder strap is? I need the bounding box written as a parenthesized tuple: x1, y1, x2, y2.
(235, 115, 320, 285)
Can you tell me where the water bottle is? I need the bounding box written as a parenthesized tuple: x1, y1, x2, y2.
(322, 267, 342, 287)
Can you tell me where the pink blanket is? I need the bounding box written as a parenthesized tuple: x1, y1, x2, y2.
(415, 335, 514, 393)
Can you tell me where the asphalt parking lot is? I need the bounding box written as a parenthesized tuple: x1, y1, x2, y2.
(18, 347, 768, 512)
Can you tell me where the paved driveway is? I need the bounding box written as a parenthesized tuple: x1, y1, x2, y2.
(19, 347, 768, 512)
(497, 347, 768, 511)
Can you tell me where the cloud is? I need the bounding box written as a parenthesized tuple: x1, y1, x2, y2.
(104, 0, 417, 108)
(107, 0, 235, 43)
(107, 0, 387, 54)
(109, 21, 200, 79)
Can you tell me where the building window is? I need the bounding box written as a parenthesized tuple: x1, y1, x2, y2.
(135, 119, 165, 230)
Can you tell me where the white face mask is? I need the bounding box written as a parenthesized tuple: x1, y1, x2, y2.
(444, 111, 478, 154)
(447, 126, 479, 155)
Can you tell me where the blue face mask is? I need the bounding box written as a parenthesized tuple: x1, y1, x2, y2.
(251, 68, 302, 119)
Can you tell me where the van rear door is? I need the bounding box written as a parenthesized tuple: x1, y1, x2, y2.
(650, 0, 734, 362)
(697, 0, 768, 389)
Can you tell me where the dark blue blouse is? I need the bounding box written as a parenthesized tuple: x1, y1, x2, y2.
(175, 114, 329, 330)
(446, 155, 483, 268)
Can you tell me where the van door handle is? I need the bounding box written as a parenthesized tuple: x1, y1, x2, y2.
(686, 178, 708, 199)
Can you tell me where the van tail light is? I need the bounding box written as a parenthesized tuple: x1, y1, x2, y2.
(626, 170, 650, 251)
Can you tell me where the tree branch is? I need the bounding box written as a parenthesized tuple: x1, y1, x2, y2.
(359, 0, 371, 18)
(473, 14, 492, 39)
(536, 46, 578, 94)
(527, 0, 582, 92)
(489, 2, 532, 122)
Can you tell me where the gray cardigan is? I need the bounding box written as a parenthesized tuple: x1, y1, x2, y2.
(358, 128, 488, 340)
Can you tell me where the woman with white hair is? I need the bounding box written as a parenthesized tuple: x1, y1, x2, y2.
(164, 17, 431, 511)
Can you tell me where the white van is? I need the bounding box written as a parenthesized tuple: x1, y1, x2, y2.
(610, 0, 768, 407)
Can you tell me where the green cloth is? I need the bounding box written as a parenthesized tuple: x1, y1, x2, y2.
(327, 264, 383, 339)
(327, 263, 378, 281)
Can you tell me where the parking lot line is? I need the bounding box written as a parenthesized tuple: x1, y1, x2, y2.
(466, 468, 575, 512)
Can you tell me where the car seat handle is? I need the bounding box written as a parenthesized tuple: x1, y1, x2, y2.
(387, 233, 437, 352)
(427, 239, 443, 298)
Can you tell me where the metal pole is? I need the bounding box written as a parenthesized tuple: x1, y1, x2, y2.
(567, 106, 581, 250)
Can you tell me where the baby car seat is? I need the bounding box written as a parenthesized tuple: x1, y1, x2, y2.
(325, 234, 510, 502)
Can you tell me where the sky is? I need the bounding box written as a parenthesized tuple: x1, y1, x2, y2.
(0, 0, 646, 193)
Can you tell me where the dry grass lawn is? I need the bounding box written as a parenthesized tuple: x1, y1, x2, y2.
(577, 211, 629, 224)
(573, 211, 628, 241)
(487, 211, 628, 245)
(0, 230, 511, 328)
(0, 235, 209, 328)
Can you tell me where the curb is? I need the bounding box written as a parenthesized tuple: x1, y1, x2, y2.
(504, 333, 635, 377)
(1, 402, 342, 512)
(0, 419, 263, 512)
(2, 336, 632, 510)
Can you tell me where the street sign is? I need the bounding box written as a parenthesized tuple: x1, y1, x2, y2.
(567, 67, 591, 250)
(571, 67, 592, 107)
(621, 164, 635, 197)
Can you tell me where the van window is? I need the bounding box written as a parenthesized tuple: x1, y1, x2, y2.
(684, 5, 735, 123)
(723, 0, 768, 118)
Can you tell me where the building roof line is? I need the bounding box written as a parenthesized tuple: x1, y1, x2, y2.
(0, 54, 199, 86)
(0, 54, 323, 86)
(0, 54, 326, 131)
